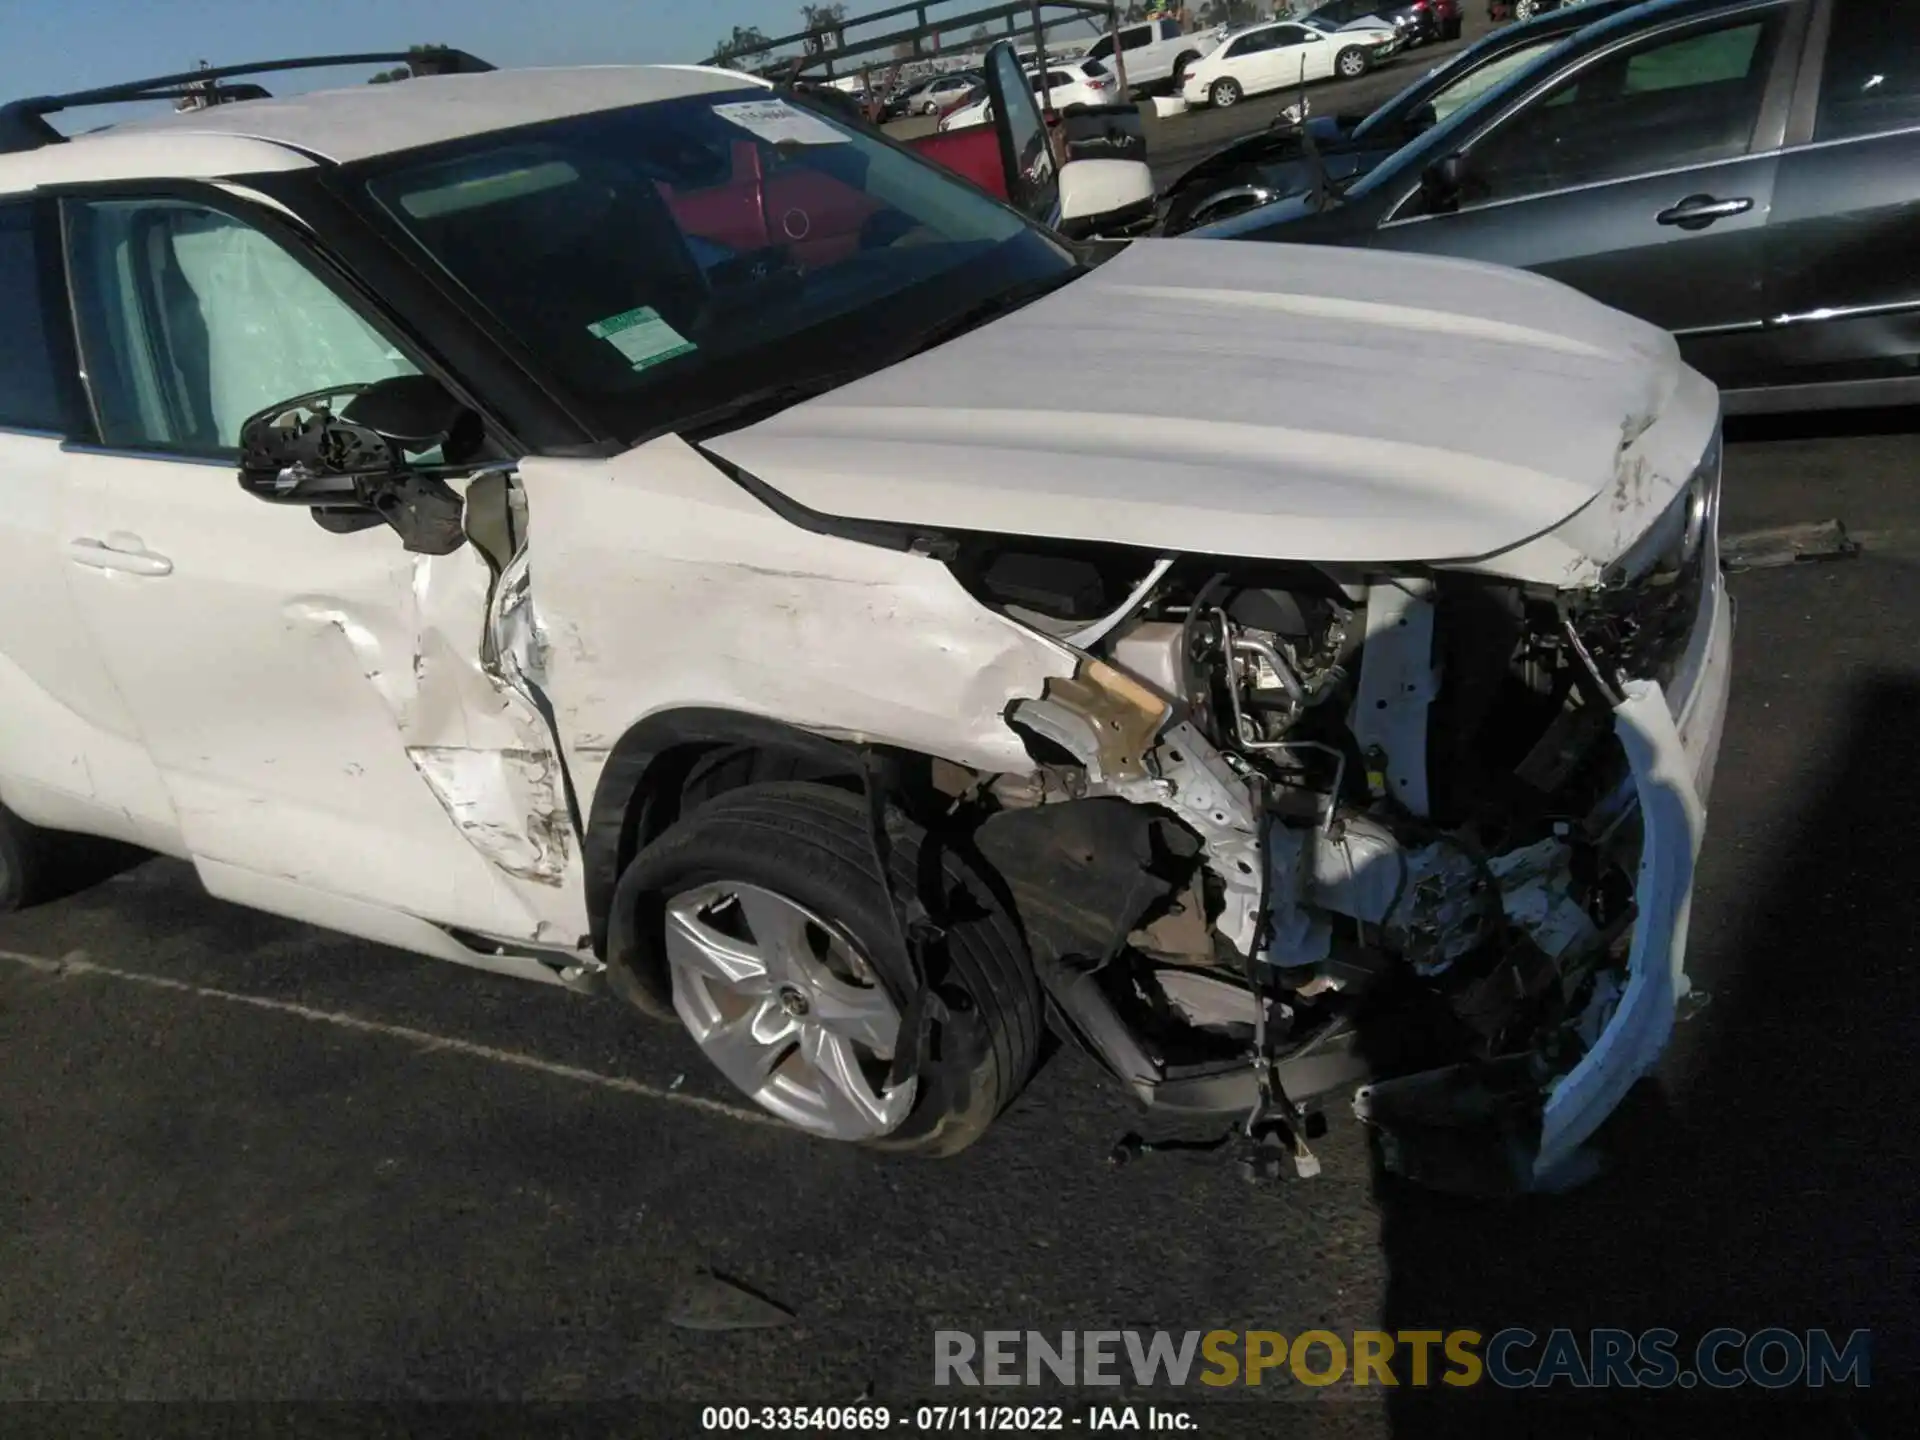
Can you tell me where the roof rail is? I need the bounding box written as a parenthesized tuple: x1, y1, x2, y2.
(0, 48, 495, 155)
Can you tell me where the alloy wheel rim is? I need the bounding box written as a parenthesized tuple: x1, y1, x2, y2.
(663, 881, 915, 1140)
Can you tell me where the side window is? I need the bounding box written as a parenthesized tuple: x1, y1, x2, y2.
(1457, 12, 1785, 206)
(1121, 25, 1152, 53)
(0, 203, 68, 433)
(1228, 31, 1277, 58)
(1428, 41, 1559, 123)
(66, 199, 420, 456)
(1815, 0, 1920, 141)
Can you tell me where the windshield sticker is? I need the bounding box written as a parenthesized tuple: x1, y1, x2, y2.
(711, 99, 848, 147)
(587, 306, 696, 372)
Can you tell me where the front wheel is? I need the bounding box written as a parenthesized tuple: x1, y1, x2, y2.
(1171, 51, 1201, 85)
(1514, 0, 1542, 18)
(1209, 77, 1244, 109)
(609, 782, 1041, 1157)
(1336, 47, 1370, 79)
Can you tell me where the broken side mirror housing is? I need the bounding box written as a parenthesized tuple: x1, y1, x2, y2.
(1056, 158, 1157, 240)
(235, 375, 482, 555)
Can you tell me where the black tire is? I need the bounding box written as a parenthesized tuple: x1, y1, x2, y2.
(1336, 46, 1369, 80)
(0, 803, 141, 912)
(1209, 77, 1243, 109)
(1171, 51, 1201, 84)
(0, 803, 44, 913)
(607, 782, 1041, 1157)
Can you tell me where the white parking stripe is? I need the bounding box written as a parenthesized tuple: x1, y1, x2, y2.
(0, 946, 786, 1130)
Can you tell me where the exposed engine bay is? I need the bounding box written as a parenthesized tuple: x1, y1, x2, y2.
(946, 488, 1715, 1193)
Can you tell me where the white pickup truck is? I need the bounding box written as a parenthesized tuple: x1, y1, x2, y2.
(1082, 16, 1218, 95)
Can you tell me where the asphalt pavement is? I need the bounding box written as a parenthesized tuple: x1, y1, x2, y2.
(4, 411, 1916, 1430)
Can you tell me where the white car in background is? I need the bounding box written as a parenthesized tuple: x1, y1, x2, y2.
(908, 72, 982, 114)
(1031, 57, 1120, 111)
(941, 58, 1117, 130)
(1183, 18, 1397, 109)
(940, 90, 994, 130)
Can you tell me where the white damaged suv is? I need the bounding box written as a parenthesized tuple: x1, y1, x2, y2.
(0, 52, 1729, 1191)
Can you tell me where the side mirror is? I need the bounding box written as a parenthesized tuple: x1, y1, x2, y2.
(236, 374, 482, 555)
(1056, 158, 1156, 239)
(1419, 152, 1468, 213)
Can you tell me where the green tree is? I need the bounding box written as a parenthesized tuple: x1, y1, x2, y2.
(366, 44, 451, 83)
(708, 24, 774, 64)
(801, 3, 848, 50)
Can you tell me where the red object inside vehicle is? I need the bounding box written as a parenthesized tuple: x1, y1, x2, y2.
(903, 125, 1012, 200)
(657, 138, 884, 267)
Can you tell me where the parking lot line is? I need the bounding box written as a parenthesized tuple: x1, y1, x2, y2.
(0, 945, 786, 1130)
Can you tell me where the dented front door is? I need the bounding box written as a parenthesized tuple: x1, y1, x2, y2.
(61, 451, 586, 943)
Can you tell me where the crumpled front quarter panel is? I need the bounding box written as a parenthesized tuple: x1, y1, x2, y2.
(519, 439, 1076, 803)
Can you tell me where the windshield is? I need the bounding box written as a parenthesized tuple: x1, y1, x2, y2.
(355, 89, 1077, 444)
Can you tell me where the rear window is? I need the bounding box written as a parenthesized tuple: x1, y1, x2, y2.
(0, 203, 65, 433)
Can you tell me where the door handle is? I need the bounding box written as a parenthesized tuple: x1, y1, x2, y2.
(1656, 193, 1754, 230)
(67, 534, 173, 577)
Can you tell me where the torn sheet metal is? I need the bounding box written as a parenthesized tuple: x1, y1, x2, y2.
(1534, 679, 1704, 1183)
(405, 746, 571, 885)
(286, 540, 587, 942)
(1011, 661, 1265, 958)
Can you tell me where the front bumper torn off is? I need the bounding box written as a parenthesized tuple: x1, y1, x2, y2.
(1357, 672, 1715, 1193)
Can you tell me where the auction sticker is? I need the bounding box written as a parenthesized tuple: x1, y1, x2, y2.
(587, 306, 696, 371)
(712, 99, 848, 146)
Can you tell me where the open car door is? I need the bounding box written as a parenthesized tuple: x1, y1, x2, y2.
(983, 40, 1063, 228)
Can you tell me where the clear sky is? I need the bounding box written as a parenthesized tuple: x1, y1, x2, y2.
(0, 0, 850, 107)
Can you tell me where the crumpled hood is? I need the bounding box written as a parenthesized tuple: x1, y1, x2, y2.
(704, 239, 1709, 567)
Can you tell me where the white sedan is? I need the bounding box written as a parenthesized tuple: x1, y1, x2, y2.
(1182, 19, 1397, 109)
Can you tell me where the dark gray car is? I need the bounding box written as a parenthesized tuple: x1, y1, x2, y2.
(1161, 0, 1641, 232)
(1197, 0, 1920, 413)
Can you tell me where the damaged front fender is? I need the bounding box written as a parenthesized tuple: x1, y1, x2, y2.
(1008, 662, 1266, 957)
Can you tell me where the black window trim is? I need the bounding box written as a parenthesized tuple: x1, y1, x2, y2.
(44, 177, 529, 466)
(1378, 0, 1811, 227)
(0, 194, 90, 440)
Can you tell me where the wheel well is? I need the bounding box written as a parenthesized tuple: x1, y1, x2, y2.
(582, 710, 864, 957)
